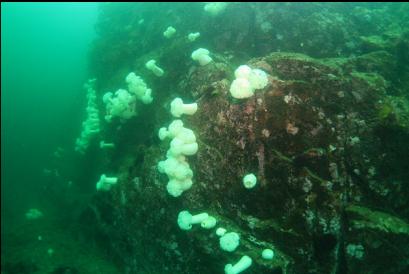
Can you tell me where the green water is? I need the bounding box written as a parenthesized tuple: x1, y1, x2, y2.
(1, 3, 118, 273)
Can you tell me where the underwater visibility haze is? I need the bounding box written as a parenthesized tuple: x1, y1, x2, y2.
(1, 2, 409, 274)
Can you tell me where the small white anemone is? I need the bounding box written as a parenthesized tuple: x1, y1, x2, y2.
(243, 173, 257, 189)
(191, 48, 213, 66)
(201, 216, 217, 229)
(230, 78, 254, 99)
(187, 32, 200, 42)
(230, 65, 269, 99)
(100, 141, 115, 149)
(249, 69, 268, 89)
(177, 211, 209, 230)
(96, 174, 118, 191)
(262, 248, 275, 260)
(220, 232, 240, 252)
(170, 97, 198, 117)
(169, 138, 198, 156)
(204, 2, 228, 16)
(163, 26, 176, 38)
(216, 227, 227, 237)
(145, 60, 164, 77)
(158, 127, 170, 141)
(224, 255, 252, 274)
(234, 65, 252, 79)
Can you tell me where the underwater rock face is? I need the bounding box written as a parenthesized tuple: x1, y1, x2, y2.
(84, 3, 409, 274)
(88, 52, 408, 274)
(184, 52, 409, 273)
